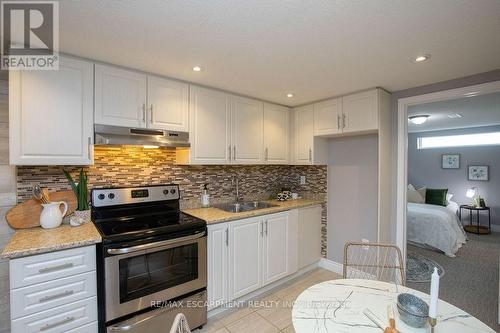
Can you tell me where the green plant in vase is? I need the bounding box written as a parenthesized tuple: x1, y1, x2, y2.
(63, 168, 91, 225)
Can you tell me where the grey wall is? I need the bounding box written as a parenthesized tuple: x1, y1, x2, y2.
(390, 69, 500, 242)
(0, 77, 16, 333)
(408, 125, 500, 226)
(327, 134, 378, 262)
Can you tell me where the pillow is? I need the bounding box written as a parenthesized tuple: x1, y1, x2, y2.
(446, 193, 454, 205)
(408, 186, 426, 204)
(426, 188, 448, 206)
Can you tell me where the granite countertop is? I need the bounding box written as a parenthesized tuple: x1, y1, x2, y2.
(182, 198, 324, 224)
(1, 222, 102, 259)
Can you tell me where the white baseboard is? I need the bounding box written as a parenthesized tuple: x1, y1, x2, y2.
(318, 258, 343, 275)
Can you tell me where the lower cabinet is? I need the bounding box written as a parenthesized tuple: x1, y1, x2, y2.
(8, 246, 98, 332)
(207, 211, 296, 309)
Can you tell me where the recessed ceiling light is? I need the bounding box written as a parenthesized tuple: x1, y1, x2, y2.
(413, 54, 430, 63)
(464, 91, 479, 97)
(408, 115, 430, 125)
(192, 66, 202, 72)
(286, 93, 294, 98)
(447, 113, 463, 119)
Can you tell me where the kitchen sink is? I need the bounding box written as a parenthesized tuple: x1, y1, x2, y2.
(213, 201, 278, 213)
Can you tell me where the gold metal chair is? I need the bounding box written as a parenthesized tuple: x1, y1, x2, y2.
(169, 313, 191, 333)
(343, 242, 405, 286)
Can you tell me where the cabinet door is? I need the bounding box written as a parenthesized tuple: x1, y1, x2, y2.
(294, 105, 314, 164)
(147, 76, 189, 131)
(314, 98, 342, 136)
(9, 56, 94, 165)
(298, 205, 322, 269)
(228, 217, 262, 300)
(342, 89, 379, 133)
(262, 212, 289, 285)
(207, 224, 228, 310)
(95, 64, 147, 128)
(188, 86, 231, 164)
(231, 96, 264, 164)
(263, 103, 289, 164)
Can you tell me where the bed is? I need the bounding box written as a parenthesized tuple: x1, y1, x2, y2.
(407, 202, 467, 257)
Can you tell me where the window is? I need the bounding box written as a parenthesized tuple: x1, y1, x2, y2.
(417, 132, 500, 149)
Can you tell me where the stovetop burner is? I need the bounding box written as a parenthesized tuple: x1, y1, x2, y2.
(91, 185, 206, 244)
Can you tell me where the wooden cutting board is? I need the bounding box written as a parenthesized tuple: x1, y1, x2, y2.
(6, 190, 78, 229)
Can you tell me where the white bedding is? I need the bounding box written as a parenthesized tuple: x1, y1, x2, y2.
(407, 202, 467, 257)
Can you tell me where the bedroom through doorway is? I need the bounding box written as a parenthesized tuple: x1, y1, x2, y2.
(399, 83, 500, 330)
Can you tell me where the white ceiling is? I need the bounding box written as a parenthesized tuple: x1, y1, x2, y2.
(408, 92, 500, 133)
(55, 0, 500, 106)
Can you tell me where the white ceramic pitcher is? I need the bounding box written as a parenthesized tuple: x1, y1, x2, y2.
(40, 201, 68, 229)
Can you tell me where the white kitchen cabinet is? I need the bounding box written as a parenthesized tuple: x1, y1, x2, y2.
(231, 96, 264, 164)
(292, 105, 328, 165)
(313, 98, 343, 136)
(147, 75, 189, 131)
(263, 103, 289, 164)
(207, 223, 229, 310)
(342, 89, 379, 134)
(298, 205, 322, 269)
(9, 245, 98, 333)
(95, 64, 147, 128)
(177, 86, 231, 164)
(228, 216, 263, 300)
(262, 212, 289, 285)
(9, 56, 94, 165)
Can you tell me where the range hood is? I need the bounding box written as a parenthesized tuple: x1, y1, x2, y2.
(94, 124, 190, 148)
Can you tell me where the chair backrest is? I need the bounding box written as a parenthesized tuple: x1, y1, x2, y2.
(343, 242, 405, 286)
(169, 313, 191, 333)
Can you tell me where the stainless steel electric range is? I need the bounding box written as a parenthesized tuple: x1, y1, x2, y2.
(91, 184, 207, 333)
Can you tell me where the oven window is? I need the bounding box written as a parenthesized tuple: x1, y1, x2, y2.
(119, 243, 198, 303)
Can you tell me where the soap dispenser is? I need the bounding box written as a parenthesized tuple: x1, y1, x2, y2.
(201, 183, 210, 208)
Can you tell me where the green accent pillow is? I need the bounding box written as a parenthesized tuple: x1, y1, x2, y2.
(425, 188, 448, 206)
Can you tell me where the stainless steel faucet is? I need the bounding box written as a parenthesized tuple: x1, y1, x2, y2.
(232, 176, 240, 202)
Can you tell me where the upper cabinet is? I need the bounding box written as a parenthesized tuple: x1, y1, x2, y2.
(232, 96, 264, 164)
(313, 98, 342, 136)
(342, 89, 379, 134)
(178, 85, 231, 164)
(178, 86, 288, 165)
(95, 64, 189, 131)
(95, 64, 147, 128)
(9, 56, 94, 165)
(147, 75, 189, 132)
(263, 103, 289, 164)
(291, 105, 327, 165)
(310, 89, 385, 137)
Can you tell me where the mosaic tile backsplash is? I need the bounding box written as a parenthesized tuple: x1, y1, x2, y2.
(17, 146, 328, 256)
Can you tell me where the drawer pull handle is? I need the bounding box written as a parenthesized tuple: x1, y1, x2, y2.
(39, 290, 74, 303)
(38, 263, 74, 274)
(40, 316, 75, 331)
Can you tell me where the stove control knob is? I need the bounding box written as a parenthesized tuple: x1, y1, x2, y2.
(98, 194, 105, 200)
(163, 189, 169, 195)
(170, 188, 176, 195)
(108, 193, 115, 199)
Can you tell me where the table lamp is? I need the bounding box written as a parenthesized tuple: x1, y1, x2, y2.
(466, 187, 479, 206)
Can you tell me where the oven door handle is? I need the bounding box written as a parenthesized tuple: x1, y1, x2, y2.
(107, 231, 206, 255)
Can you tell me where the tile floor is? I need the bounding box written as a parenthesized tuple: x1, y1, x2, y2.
(194, 268, 340, 333)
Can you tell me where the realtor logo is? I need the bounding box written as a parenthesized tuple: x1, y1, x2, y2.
(1, 1, 59, 70)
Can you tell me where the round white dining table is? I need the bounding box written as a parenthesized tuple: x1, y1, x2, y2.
(292, 279, 495, 333)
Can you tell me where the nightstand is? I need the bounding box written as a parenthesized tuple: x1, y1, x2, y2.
(459, 205, 491, 235)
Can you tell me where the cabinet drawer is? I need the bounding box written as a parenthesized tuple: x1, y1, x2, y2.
(11, 271, 97, 319)
(11, 297, 97, 333)
(10, 246, 96, 289)
(66, 322, 98, 333)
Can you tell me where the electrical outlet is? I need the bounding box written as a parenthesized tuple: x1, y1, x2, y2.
(299, 176, 306, 185)
(362, 238, 369, 250)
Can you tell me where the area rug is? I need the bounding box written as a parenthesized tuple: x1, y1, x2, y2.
(406, 252, 445, 283)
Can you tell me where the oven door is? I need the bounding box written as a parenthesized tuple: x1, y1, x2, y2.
(104, 231, 207, 322)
